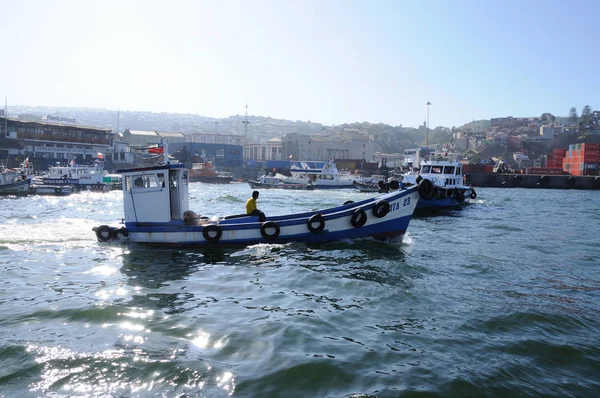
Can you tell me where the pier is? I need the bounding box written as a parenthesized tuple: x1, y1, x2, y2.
(465, 173, 600, 190)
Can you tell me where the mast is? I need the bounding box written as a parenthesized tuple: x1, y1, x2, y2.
(242, 104, 249, 142)
(117, 108, 120, 133)
(4, 97, 7, 138)
(242, 105, 249, 160)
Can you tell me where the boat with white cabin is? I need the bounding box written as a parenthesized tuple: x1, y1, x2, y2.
(93, 141, 420, 246)
(400, 159, 477, 209)
(251, 160, 373, 190)
(0, 165, 30, 197)
(41, 157, 109, 191)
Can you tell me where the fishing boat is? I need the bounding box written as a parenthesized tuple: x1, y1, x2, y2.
(93, 141, 420, 246)
(188, 162, 232, 184)
(401, 159, 477, 209)
(41, 156, 108, 191)
(0, 166, 30, 197)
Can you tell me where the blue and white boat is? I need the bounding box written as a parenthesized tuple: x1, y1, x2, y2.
(401, 160, 477, 209)
(41, 157, 108, 191)
(93, 142, 420, 246)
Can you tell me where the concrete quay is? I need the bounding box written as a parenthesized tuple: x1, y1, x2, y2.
(464, 173, 600, 190)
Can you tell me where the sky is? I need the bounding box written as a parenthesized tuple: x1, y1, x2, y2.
(1, 0, 599, 129)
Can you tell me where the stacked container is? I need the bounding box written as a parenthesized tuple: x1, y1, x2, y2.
(547, 148, 566, 169)
(563, 143, 600, 176)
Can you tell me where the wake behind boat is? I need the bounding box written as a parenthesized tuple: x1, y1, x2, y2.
(93, 141, 420, 246)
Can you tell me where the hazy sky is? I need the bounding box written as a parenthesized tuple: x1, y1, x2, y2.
(1, 0, 598, 128)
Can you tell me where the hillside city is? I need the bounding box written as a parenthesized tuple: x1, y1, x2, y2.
(3, 104, 600, 173)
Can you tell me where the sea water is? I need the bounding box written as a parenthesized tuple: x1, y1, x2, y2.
(1, 184, 599, 397)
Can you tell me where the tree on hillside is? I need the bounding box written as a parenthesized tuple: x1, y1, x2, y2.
(569, 107, 578, 125)
(579, 105, 594, 132)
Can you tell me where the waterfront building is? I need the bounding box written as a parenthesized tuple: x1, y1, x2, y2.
(282, 133, 375, 162)
(0, 115, 113, 168)
(244, 138, 283, 162)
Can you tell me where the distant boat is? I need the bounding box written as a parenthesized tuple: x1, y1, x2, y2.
(93, 141, 421, 246)
(41, 157, 108, 191)
(0, 166, 30, 197)
(251, 160, 373, 190)
(246, 174, 315, 190)
(188, 162, 232, 184)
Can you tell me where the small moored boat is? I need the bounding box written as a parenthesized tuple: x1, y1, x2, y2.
(0, 166, 30, 197)
(93, 141, 420, 246)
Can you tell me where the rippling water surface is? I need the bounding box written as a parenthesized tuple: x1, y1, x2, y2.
(1, 184, 599, 397)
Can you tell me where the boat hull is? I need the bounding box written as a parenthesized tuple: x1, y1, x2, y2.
(120, 186, 419, 247)
(246, 180, 314, 190)
(0, 179, 30, 197)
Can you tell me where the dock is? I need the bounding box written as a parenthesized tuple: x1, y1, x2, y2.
(465, 173, 600, 190)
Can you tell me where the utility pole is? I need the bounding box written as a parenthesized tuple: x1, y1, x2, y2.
(215, 120, 219, 135)
(426, 101, 431, 160)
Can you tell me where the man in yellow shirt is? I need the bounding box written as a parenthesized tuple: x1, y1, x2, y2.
(246, 190, 260, 215)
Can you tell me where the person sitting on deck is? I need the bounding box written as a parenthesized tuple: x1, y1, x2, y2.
(246, 191, 266, 221)
(246, 190, 262, 215)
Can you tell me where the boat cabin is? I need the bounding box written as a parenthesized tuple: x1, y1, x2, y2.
(419, 161, 464, 188)
(119, 164, 190, 224)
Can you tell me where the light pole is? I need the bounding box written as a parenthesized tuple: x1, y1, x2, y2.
(214, 121, 219, 135)
(426, 101, 431, 160)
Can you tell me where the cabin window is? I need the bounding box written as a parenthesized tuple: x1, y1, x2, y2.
(444, 166, 455, 174)
(431, 166, 443, 174)
(421, 165, 431, 173)
(132, 174, 161, 189)
(456, 167, 461, 176)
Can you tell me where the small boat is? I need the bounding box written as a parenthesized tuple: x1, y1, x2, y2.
(253, 160, 373, 190)
(0, 166, 30, 197)
(401, 160, 477, 209)
(93, 141, 420, 246)
(246, 174, 315, 190)
(188, 162, 232, 184)
(41, 157, 109, 191)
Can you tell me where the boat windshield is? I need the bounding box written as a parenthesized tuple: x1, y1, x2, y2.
(443, 166, 455, 174)
(431, 166, 443, 174)
(421, 165, 431, 173)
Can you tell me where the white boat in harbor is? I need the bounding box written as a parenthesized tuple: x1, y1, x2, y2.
(93, 141, 420, 246)
(401, 159, 477, 209)
(249, 160, 373, 190)
(41, 157, 109, 191)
